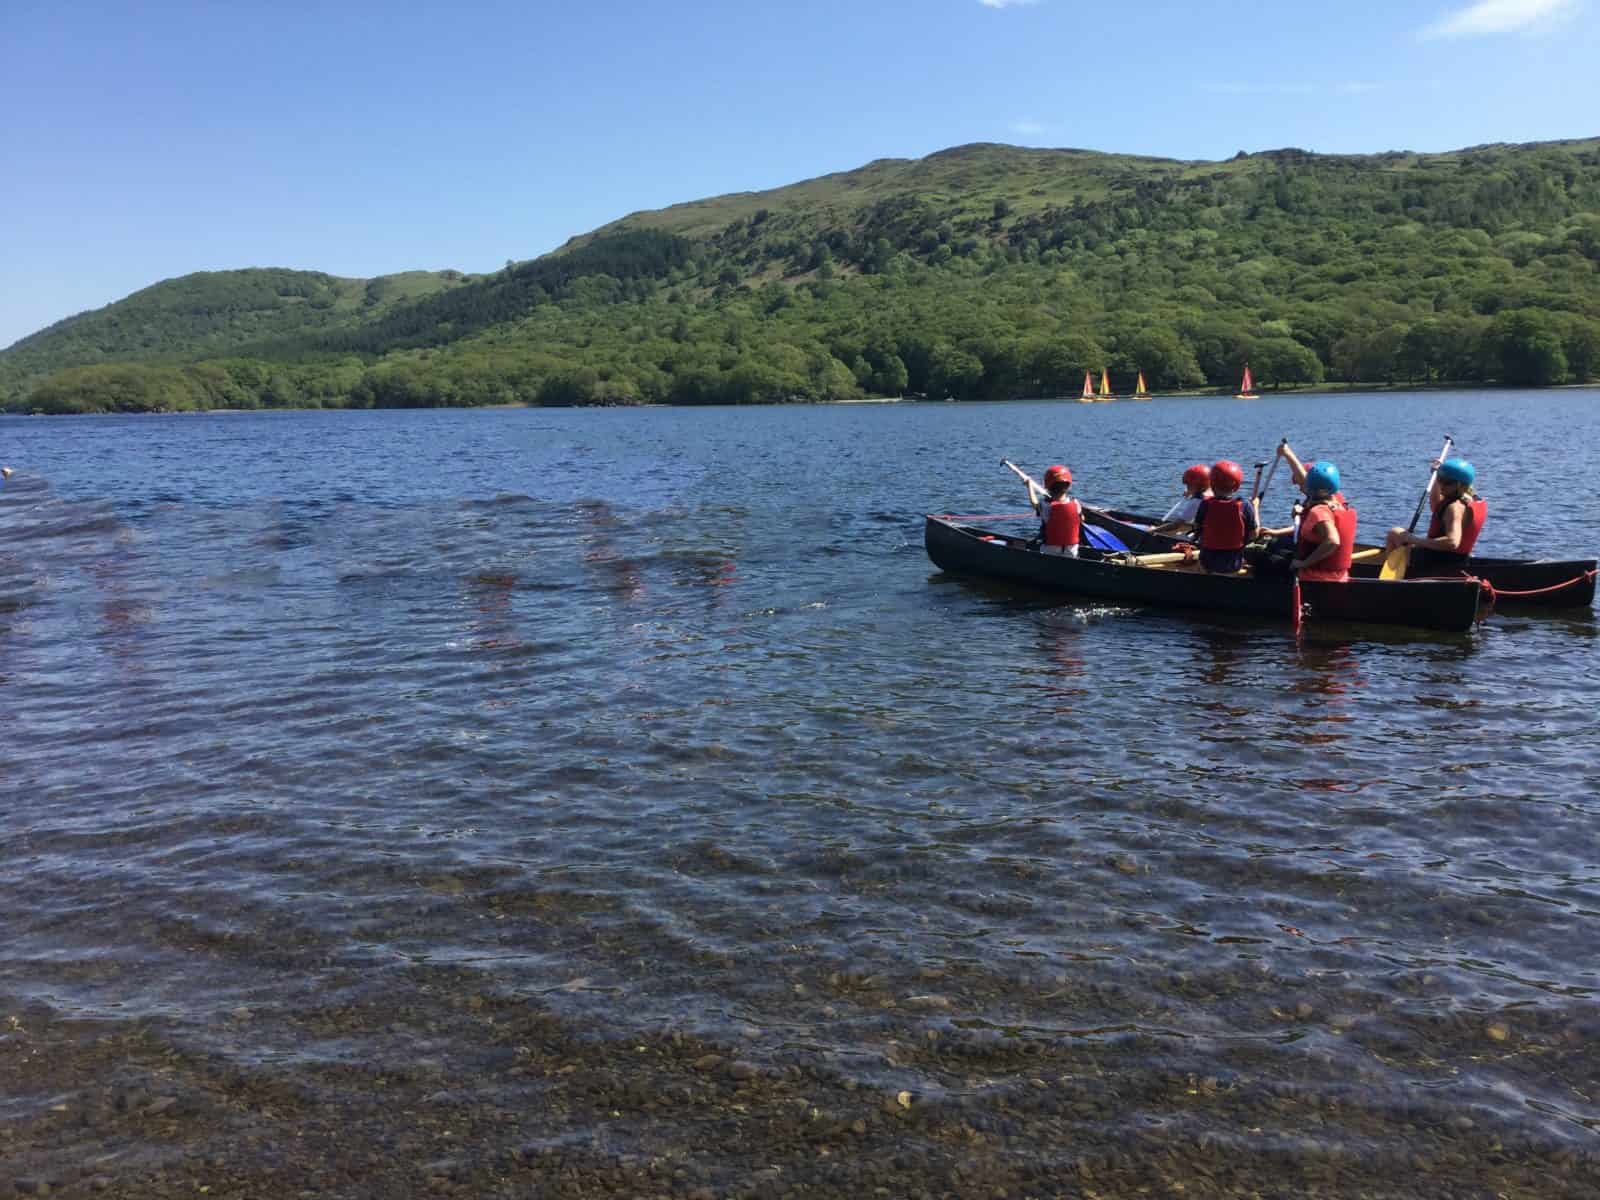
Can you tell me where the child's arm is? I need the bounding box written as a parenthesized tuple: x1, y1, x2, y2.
(1394, 502, 1464, 552)
(1001, 459, 1046, 507)
(1293, 513, 1340, 571)
(1278, 443, 1308, 487)
(1427, 475, 1446, 512)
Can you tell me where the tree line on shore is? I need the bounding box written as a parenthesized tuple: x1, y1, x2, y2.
(4, 140, 1598, 413)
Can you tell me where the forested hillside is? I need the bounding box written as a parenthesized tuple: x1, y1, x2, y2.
(4, 138, 1599, 413)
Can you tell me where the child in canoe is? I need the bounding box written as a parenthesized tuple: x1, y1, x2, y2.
(1385, 458, 1485, 576)
(1151, 464, 1212, 535)
(1192, 460, 1257, 573)
(1289, 462, 1358, 581)
(1022, 463, 1081, 558)
(1252, 460, 1357, 581)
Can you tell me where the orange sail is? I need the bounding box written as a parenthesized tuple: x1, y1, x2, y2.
(1080, 371, 1095, 401)
(1133, 370, 1150, 399)
(1098, 368, 1115, 399)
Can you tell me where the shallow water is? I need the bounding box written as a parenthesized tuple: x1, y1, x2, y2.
(1, 393, 1597, 1193)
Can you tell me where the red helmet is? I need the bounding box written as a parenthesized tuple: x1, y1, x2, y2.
(1210, 459, 1243, 492)
(1043, 464, 1072, 487)
(1182, 464, 1210, 490)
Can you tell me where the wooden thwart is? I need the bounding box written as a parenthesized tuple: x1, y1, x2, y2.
(1123, 544, 1386, 571)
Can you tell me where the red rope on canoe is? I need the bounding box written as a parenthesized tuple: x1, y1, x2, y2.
(931, 513, 1037, 521)
(1478, 567, 1597, 598)
(1476, 578, 1495, 622)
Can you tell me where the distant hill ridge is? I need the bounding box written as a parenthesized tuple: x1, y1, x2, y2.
(4, 137, 1599, 412)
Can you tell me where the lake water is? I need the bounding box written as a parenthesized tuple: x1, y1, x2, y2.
(2, 392, 1597, 1196)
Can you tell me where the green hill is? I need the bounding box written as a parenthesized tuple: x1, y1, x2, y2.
(0, 267, 470, 399)
(5, 138, 1599, 412)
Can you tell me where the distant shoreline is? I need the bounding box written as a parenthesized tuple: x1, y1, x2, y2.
(998, 379, 1600, 402)
(5, 379, 1596, 417)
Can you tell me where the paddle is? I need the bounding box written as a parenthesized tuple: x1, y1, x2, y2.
(1251, 437, 1288, 514)
(1380, 436, 1453, 581)
(999, 459, 1127, 553)
(1000, 458, 1035, 491)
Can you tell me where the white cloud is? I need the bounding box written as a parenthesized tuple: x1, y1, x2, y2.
(979, 0, 1040, 8)
(1011, 120, 1048, 135)
(1421, 0, 1579, 37)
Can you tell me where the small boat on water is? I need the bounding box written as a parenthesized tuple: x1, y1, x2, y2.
(1235, 364, 1259, 400)
(925, 515, 1484, 632)
(1098, 368, 1117, 401)
(1083, 508, 1597, 609)
(1077, 371, 1096, 404)
(1132, 371, 1151, 400)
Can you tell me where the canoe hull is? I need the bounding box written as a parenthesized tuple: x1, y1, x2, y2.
(926, 516, 1482, 632)
(1088, 509, 1596, 609)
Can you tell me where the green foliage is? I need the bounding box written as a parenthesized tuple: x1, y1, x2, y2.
(1488, 309, 1569, 385)
(0, 268, 466, 387)
(1252, 337, 1326, 388)
(7, 139, 1600, 414)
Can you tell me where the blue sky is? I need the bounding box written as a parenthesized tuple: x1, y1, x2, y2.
(2, 0, 1595, 350)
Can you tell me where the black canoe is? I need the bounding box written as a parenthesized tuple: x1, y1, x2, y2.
(925, 515, 1484, 632)
(1085, 507, 1597, 609)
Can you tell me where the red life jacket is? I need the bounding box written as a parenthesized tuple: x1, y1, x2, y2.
(1297, 502, 1358, 582)
(1198, 497, 1247, 552)
(1428, 496, 1487, 557)
(1042, 497, 1081, 549)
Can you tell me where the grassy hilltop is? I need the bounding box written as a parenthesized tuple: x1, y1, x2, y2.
(4, 138, 1599, 412)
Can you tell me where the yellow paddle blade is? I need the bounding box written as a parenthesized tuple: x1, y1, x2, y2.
(1379, 546, 1410, 580)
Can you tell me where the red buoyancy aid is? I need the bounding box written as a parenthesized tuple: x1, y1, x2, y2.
(1043, 497, 1081, 548)
(1198, 497, 1247, 552)
(1428, 496, 1487, 557)
(1298, 502, 1358, 582)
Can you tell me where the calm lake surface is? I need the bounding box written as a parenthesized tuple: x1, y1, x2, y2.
(2, 391, 1597, 1196)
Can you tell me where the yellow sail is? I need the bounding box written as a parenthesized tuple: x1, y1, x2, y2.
(1098, 368, 1114, 398)
(1134, 370, 1150, 399)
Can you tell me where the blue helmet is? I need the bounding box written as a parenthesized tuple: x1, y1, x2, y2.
(1437, 458, 1475, 487)
(1304, 461, 1341, 497)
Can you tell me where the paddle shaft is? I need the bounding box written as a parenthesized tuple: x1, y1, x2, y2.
(1126, 551, 1192, 566)
(1001, 459, 1038, 491)
(1380, 435, 1454, 580)
(1404, 436, 1455, 534)
(1252, 438, 1288, 505)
